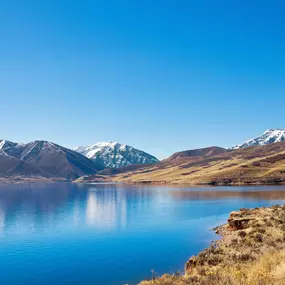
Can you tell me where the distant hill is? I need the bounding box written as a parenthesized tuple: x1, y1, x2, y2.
(166, 146, 227, 161)
(77, 142, 285, 185)
(0, 140, 103, 180)
(72, 142, 159, 168)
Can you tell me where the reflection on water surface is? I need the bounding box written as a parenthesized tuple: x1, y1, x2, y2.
(0, 183, 284, 285)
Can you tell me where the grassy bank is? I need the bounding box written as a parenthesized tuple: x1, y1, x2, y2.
(139, 205, 285, 285)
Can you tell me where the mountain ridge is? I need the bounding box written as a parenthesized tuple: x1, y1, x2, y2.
(72, 141, 159, 168)
(233, 129, 285, 149)
(2, 128, 285, 183)
(76, 141, 285, 185)
(0, 140, 103, 180)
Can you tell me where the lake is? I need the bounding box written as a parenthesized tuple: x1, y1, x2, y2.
(0, 183, 285, 285)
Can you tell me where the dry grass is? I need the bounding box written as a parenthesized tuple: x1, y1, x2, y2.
(90, 142, 285, 185)
(139, 251, 285, 285)
(138, 205, 285, 285)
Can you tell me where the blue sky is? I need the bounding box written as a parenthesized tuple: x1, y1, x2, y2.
(0, 0, 284, 159)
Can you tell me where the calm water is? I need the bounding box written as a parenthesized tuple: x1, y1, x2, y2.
(0, 183, 285, 285)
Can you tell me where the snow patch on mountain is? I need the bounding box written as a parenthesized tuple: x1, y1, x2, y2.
(233, 129, 285, 149)
(73, 142, 159, 168)
(0, 140, 60, 160)
(0, 139, 103, 179)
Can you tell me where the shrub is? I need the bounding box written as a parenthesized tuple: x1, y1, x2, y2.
(238, 231, 247, 238)
(255, 233, 263, 242)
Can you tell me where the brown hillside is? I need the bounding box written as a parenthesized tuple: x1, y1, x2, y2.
(77, 142, 285, 185)
(166, 146, 227, 162)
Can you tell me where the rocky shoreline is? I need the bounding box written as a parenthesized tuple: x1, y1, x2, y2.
(139, 204, 285, 285)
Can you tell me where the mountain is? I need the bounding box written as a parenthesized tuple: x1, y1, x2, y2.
(0, 140, 103, 180)
(72, 142, 159, 168)
(166, 146, 227, 162)
(233, 129, 285, 149)
(76, 142, 285, 185)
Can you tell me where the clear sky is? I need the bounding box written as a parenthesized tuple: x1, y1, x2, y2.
(0, 0, 284, 159)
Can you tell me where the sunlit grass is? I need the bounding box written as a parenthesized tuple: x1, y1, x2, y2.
(138, 205, 285, 285)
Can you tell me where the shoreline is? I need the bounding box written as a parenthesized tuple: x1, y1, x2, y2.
(75, 177, 285, 187)
(128, 180, 285, 186)
(139, 204, 285, 285)
(2, 176, 285, 187)
(0, 177, 68, 184)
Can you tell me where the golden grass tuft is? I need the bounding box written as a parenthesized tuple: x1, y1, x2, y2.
(139, 250, 285, 285)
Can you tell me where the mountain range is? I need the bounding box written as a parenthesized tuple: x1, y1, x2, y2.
(0, 140, 159, 181)
(1, 128, 285, 183)
(72, 142, 159, 168)
(79, 142, 285, 185)
(77, 129, 285, 185)
(0, 140, 103, 180)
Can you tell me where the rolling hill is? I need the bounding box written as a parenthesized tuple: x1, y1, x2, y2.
(76, 143, 285, 185)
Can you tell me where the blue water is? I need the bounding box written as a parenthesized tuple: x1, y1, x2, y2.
(0, 183, 285, 285)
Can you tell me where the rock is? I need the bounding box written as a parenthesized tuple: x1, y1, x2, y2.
(228, 217, 252, 230)
(185, 256, 198, 273)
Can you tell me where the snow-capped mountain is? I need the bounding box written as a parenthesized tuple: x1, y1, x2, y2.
(233, 129, 285, 149)
(73, 142, 159, 168)
(0, 140, 103, 179)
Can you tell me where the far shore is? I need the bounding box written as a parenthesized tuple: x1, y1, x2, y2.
(0, 177, 68, 184)
(2, 176, 285, 188)
(74, 176, 285, 187)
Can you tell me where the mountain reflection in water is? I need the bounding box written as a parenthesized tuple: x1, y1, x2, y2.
(0, 183, 285, 285)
